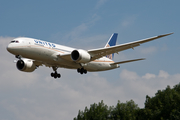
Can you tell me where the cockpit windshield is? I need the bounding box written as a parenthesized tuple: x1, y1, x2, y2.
(10, 40, 19, 43)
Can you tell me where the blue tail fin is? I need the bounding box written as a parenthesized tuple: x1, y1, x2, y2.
(104, 33, 118, 60)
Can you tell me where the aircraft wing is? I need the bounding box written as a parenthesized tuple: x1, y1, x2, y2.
(88, 33, 173, 61)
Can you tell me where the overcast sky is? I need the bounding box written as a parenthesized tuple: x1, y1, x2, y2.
(0, 1, 180, 120)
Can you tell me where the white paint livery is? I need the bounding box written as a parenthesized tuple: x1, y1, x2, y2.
(7, 33, 173, 79)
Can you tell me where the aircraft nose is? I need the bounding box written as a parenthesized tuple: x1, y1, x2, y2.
(6, 44, 12, 52)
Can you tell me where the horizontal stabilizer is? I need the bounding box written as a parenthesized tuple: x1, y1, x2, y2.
(111, 58, 145, 65)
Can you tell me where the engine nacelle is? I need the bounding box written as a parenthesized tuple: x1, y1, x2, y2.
(71, 49, 91, 63)
(16, 59, 36, 72)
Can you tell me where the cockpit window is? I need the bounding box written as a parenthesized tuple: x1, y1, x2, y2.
(10, 40, 15, 43)
(10, 40, 19, 43)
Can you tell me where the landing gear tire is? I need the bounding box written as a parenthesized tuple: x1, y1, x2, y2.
(51, 67, 61, 79)
(80, 71, 83, 74)
(51, 73, 54, 77)
(57, 74, 61, 78)
(84, 70, 87, 74)
(77, 68, 81, 73)
(51, 72, 61, 79)
(54, 74, 57, 79)
(77, 68, 87, 75)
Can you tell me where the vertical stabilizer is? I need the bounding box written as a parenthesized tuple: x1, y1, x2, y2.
(105, 33, 118, 60)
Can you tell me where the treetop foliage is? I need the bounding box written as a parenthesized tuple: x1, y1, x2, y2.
(74, 83, 180, 120)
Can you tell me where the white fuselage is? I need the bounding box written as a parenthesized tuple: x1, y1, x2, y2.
(7, 37, 119, 72)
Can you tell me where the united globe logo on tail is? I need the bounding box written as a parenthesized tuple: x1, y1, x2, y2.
(105, 44, 113, 60)
(106, 54, 113, 60)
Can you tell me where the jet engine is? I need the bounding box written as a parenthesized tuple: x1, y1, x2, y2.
(16, 59, 36, 72)
(71, 49, 91, 63)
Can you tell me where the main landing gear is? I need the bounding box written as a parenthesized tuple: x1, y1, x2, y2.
(51, 66, 61, 79)
(77, 68, 87, 74)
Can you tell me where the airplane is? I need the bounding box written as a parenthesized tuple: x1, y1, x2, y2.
(7, 33, 173, 79)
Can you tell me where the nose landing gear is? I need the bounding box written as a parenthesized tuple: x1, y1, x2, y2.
(15, 55, 22, 60)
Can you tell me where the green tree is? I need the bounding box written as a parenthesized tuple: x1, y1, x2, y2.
(74, 100, 139, 120)
(74, 100, 111, 120)
(74, 83, 180, 120)
(111, 100, 139, 120)
(144, 84, 180, 120)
